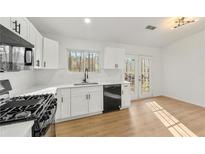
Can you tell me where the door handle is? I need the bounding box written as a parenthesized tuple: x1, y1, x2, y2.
(61, 97, 63, 103)
(36, 60, 40, 67)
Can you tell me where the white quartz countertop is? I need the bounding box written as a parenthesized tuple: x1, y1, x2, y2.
(15, 81, 130, 96)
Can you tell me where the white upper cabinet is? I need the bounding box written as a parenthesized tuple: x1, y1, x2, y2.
(104, 47, 125, 69)
(10, 17, 29, 41)
(29, 23, 43, 68)
(28, 23, 36, 46)
(43, 37, 59, 69)
(35, 32, 43, 68)
(0, 17, 11, 29)
(1, 17, 59, 70)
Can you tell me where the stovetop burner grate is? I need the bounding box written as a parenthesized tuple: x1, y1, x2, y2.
(0, 94, 54, 125)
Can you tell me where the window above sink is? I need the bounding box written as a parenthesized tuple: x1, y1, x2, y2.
(68, 49, 100, 72)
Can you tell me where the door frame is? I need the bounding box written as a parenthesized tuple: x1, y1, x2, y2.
(138, 55, 153, 99)
(124, 54, 138, 100)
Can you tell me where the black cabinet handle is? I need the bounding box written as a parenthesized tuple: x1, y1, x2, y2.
(12, 20, 18, 32)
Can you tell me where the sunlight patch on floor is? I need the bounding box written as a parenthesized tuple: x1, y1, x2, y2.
(146, 101, 197, 137)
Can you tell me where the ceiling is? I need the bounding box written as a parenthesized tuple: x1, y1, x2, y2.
(28, 17, 205, 48)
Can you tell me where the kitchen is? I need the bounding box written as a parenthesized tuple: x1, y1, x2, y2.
(2, 0, 205, 154)
(1, 16, 205, 138)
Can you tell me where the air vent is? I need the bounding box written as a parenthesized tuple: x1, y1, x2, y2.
(145, 25, 157, 30)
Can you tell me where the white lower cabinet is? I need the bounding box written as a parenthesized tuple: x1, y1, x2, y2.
(88, 89, 103, 114)
(71, 86, 103, 117)
(122, 83, 131, 108)
(56, 86, 103, 122)
(71, 90, 89, 116)
(56, 88, 71, 121)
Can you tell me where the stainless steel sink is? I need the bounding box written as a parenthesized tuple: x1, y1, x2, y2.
(73, 82, 99, 86)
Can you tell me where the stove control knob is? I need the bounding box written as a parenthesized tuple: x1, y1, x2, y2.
(42, 114, 49, 120)
(47, 111, 52, 115)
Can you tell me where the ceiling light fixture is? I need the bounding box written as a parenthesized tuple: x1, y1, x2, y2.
(170, 17, 199, 29)
(84, 18, 91, 24)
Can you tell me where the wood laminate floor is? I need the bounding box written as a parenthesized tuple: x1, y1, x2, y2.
(55, 96, 205, 137)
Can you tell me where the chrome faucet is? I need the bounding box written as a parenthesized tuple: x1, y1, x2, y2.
(83, 68, 89, 83)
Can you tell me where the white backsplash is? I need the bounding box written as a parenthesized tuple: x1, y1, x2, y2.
(33, 69, 123, 86)
(0, 70, 35, 97)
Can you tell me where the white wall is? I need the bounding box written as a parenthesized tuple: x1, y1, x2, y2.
(0, 71, 35, 96)
(34, 35, 162, 99)
(162, 30, 205, 106)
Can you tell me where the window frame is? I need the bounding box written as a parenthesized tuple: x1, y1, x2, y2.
(67, 49, 101, 73)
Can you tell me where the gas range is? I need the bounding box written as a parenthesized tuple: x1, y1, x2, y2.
(0, 94, 54, 124)
(0, 80, 57, 137)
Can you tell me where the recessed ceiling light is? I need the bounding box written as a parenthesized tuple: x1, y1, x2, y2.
(84, 18, 91, 24)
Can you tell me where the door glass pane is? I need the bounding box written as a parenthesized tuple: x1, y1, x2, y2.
(125, 57, 135, 93)
(141, 57, 151, 93)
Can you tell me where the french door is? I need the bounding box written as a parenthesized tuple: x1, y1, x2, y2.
(124, 55, 137, 99)
(138, 56, 152, 98)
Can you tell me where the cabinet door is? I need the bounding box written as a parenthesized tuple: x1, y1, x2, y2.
(104, 47, 115, 69)
(89, 91, 103, 113)
(71, 88, 89, 117)
(71, 94, 88, 116)
(104, 47, 125, 69)
(60, 88, 71, 119)
(35, 31, 43, 68)
(29, 23, 36, 46)
(56, 89, 62, 121)
(43, 37, 59, 69)
(115, 48, 125, 69)
(10, 17, 29, 40)
(122, 84, 131, 108)
(0, 17, 11, 29)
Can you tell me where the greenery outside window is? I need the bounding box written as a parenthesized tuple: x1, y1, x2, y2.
(68, 49, 100, 72)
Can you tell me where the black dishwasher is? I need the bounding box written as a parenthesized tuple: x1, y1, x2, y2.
(103, 84, 121, 113)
